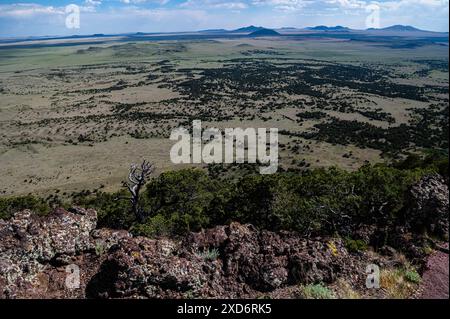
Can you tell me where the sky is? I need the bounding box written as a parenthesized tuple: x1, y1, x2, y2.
(0, 0, 448, 37)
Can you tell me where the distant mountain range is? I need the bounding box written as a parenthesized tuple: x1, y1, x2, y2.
(305, 25, 350, 31)
(1, 24, 447, 48)
(230, 25, 265, 33)
(197, 25, 443, 34)
(367, 25, 424, 32)
(198, 29, 228, 33)
(249, 28, 280, 37)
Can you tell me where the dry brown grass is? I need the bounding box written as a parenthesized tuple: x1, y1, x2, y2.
(380, 268, 421, 299)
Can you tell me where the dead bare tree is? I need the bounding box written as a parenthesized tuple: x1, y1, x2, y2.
(122, 160, 154, 222)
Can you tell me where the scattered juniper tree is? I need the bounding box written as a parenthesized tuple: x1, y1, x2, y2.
(122, 160, 154, 222)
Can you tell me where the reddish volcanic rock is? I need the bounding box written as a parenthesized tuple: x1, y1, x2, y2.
(0, 174, 448, 299)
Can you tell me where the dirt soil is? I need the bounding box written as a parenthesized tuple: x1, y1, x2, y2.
(417, 243, 449, 299)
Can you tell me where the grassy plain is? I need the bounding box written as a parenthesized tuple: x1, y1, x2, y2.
(0, 37, 448, 196)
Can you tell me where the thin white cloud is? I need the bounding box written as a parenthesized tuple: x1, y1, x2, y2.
(254, 0, 449, 11)
(85, 0, 102, 6)
(213, 2, 248, 9)
(0, 2, 104, 18)
(120, 0, 170, 4)
(0, 3, 64, 18)
(327, 0, 449, 10)
(180, 0, 248, 9)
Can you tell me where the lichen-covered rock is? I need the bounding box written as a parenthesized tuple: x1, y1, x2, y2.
(406, 174, 449, 239)
(3, 207, 96, 261)
(3, 194, 446, 299)
(87, 236, 209, 298)
(88, 222, 356, 298)
(0, 207, 127, 298)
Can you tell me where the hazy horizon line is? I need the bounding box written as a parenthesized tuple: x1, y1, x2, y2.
(1, 24, 448, 40)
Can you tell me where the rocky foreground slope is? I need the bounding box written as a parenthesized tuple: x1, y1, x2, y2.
(0, 175, 448, 299)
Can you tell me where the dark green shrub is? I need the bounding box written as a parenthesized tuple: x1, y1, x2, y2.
(226, 174, 280, 229)
(344, 238, 368, 253)
(404, 269, 421, 284)
(73, 190, 133, 229)
(394, 151, 448, 180)
(141, 169, 220, 234)
(2, 159, 438, 244)
(299, 283, 335, 299)
(131, 214, 173, 237)
(0, 195, 51, 220)
(350, 164, 424, 227)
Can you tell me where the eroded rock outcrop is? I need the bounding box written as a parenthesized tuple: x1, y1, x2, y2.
(0, 174, 448, 299)
(406, 174, 449, 239)
(0, 207, 129, 298)
(87, 223, 359, 298)
(0, 207, 361, 299)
